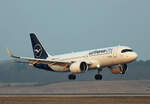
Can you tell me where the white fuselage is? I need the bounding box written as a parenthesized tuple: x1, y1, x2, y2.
(47, 46, 138, 72)
(8, 33, 138, 80)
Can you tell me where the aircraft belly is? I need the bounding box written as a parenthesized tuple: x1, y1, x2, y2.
(49, 65, 68, 72)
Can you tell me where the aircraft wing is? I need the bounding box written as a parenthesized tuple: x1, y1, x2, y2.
(7, 48, 72, 66)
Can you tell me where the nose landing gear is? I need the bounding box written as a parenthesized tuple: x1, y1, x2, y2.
(95, 69, 103, 80)
(95, 74, 102, 80)
(121, 64, 127, 74)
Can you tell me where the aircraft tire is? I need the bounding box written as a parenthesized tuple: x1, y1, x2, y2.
(95, 74, 102, 80)
(68, 74, 76, 80)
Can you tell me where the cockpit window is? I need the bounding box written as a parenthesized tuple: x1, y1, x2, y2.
(121, 49, 133, 53)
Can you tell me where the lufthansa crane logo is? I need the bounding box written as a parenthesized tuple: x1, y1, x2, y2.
(34, 44, 43, 57)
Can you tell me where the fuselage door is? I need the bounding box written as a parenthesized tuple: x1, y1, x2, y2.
(113, 47, 117, 57)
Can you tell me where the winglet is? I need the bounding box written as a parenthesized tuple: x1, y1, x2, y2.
(6, 48, 20, 58)
(6, 47, 13, 57)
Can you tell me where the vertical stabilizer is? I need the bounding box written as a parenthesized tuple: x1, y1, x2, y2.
(30, 33, 50, 59)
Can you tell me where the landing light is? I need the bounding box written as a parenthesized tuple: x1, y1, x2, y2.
(97, 64, 100, 68)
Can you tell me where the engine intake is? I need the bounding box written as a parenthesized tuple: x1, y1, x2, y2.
(70, 62, 88, 73)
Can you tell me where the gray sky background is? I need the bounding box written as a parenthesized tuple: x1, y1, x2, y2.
(0, 0, 149, 60)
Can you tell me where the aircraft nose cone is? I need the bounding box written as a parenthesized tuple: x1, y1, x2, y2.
(132, 52, 138, 60)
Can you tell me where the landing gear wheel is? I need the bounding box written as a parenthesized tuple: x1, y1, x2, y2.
(122, 64, 127, 74)
(68, 74, 76, 80)
(95, 74, 102, 80)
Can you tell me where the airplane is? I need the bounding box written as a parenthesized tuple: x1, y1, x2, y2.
(7, 33, 138, 80)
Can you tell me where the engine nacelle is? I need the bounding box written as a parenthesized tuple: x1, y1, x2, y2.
(70, 62, 88, 73)
(110, 64, 128, 74)
(110, 67, 122, 74)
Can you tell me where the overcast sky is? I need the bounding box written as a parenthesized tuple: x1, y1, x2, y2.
(0, 0, 150, 60)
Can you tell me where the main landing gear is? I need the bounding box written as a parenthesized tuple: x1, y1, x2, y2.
(95, 69, 103, 80)
(68, 74, 76, 80)
(68, 69, 103, 80)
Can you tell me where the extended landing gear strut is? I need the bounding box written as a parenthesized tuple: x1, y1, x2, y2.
(121, 64, 127, 74)
(95, 69, 103, 80)
(68, 74, 76, 80)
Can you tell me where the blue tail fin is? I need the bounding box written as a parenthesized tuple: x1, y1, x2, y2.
(30, 33, 49, 59)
